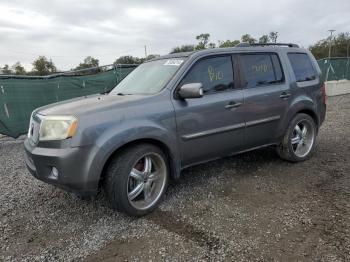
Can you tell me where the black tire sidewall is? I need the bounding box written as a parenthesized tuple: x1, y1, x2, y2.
(105, 144, 169, 216)
(285, 114, 317, 162)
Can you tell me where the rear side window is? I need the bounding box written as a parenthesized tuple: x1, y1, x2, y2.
(240, 54, 284, 88)
(180, 56, 234, 94)
(288, 53, 316, 82)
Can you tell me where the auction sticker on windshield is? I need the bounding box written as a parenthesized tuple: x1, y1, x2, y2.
(164, 59, 183, 66)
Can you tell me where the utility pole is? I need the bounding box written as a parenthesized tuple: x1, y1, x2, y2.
(327, 30, 335, 59)
(144, 45, 148, 59)
(347, 32, 350, 58)
(346, 33, 350, 79)
(326, 29, 336, 81)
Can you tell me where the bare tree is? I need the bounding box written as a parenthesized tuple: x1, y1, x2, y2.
(269, 31, 278, 43)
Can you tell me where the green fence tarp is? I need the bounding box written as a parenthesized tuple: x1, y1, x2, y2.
(317, 57, 350, 81)
(1, 57, 350, 138)
(0, 66, 136, 138)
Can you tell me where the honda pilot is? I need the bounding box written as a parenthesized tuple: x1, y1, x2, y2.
(24, 43, 327, 216)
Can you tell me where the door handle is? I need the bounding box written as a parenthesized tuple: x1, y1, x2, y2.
(280, 92, 291, 99)
(225, 101, 242, 109)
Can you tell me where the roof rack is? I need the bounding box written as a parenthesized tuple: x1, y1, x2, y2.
(236, 43, 299, 48)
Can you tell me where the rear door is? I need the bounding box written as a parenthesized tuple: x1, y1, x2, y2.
(172, 55, 245, 166)
(239, 53, 290, 148)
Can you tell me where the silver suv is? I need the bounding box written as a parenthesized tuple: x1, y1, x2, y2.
(24, 43, 327, 216)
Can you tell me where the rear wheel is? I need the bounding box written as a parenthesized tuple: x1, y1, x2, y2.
(277, 113, 317, 162)
(104, 144, 169, 216)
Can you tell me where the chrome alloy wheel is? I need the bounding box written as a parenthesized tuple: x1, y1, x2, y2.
(290, 119, 315, 158)
(127, 153, 167, 210)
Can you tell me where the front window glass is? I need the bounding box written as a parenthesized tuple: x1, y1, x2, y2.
(111, 58, 184, 95)
(180, 56, 234, 94)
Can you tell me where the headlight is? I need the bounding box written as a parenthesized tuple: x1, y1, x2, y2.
(39, 115, 78, 141)
(27, 111, 34, 138)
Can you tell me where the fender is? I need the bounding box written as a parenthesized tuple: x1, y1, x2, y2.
(277, 94, 317, 139)
(86, 119, 181, 190)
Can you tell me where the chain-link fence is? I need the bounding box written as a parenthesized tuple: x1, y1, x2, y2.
(0, 64, 137, 138)
(317, 57, 350, 81)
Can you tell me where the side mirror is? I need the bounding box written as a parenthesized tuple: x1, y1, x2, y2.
(177, 83, 204, 99)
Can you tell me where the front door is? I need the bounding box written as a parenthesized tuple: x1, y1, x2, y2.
(172, 55, 245, 166)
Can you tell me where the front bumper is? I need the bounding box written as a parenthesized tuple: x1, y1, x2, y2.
(24, 138, 100, 196)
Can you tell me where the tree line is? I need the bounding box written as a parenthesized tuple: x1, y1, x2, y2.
(1, 31, 349, 76)
(169, 31, 350, 60)
(170, 31, 279, 53)
(309, 32, 350, 59)
(0, 54, 162, 76)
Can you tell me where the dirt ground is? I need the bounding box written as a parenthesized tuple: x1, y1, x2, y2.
(0, 95, 349, 261)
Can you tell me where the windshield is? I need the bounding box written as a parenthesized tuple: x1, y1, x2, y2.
(110, 58, 185, 95)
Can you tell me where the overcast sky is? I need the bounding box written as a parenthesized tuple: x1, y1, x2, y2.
(0, 0, 349, 70)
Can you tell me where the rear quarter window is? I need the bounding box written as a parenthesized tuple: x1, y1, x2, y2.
(287, 53, 317, 82)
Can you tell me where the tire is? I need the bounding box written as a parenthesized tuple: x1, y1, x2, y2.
(104, 144, 169, 216)
(277, 113, 317, 162)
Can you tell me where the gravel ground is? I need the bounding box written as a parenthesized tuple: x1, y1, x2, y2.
(0, 95, 349, 261)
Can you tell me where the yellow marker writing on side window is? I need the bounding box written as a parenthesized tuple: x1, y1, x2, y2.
(252, 64, 268, 73)
(208, 66, 223, 82)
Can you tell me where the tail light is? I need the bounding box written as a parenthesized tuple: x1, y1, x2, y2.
(321, 83, 327, 104)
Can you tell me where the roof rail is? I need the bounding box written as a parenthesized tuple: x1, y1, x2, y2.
(236, 43, 299, 48)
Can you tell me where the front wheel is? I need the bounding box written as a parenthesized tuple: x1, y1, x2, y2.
(104, 144, 169, 216)
(277, 113, 317, 162)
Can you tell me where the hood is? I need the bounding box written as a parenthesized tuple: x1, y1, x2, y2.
(36, 93, 145, 116)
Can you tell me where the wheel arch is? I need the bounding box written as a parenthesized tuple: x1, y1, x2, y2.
(98, 138, 181, 188)
(277, 98, 319, 142)
(295, 108, 319, 129)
